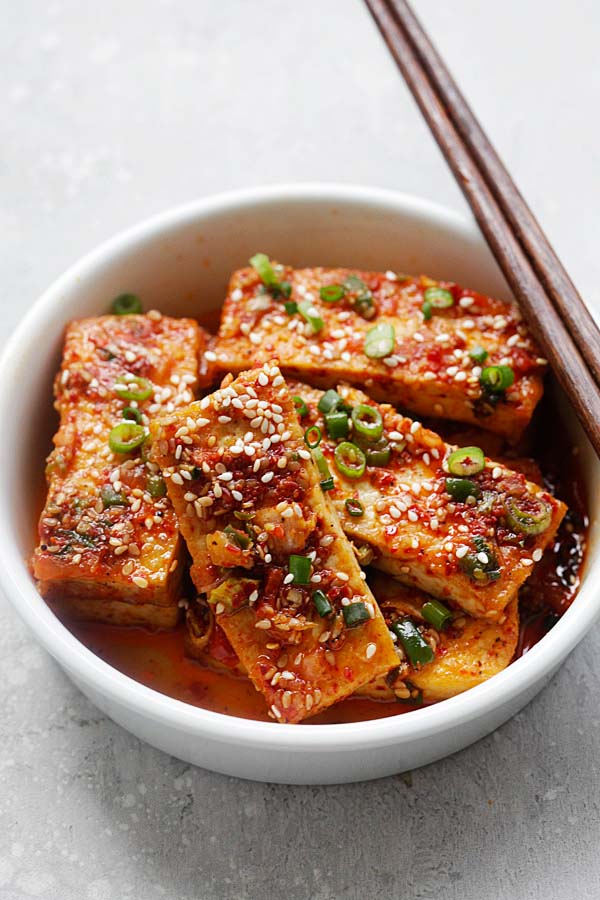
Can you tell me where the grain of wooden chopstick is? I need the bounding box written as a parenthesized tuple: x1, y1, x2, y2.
(387, 0, 600, 389)
(364, 0, 600, 457)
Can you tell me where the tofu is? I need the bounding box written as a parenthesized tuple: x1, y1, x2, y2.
(212, 264, 546, 441)
(33, 312, 207, 626)
(150, 363, 398, 723)
(291, 381, 566, 622)
(355, 573, 519, 703)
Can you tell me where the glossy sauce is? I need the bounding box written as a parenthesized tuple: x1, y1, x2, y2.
(58, 393, 588, 725)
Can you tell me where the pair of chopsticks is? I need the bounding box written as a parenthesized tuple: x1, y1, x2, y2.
(365, 0, 600, 456)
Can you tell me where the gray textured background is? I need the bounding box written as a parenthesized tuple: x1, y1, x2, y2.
(2, 2, 599, 898)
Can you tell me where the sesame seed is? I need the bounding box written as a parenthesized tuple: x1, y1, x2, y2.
(204, 350, 217, 362)
(477, 552, 489, 564)
(522, 558, 534, 567)
(283, 573, 294, 585)
(492, 466, 502, 479)
(532, 548, 543, 562)
(408, 510, 418, 522)
(261, 471, 274, 484)
(366, 643, 377, 659)
(133, 576, 148, 589)
(171, 473, 183, 485)
(218, 415, 232, 424)
(231, 490, 243, 501)
(456, 546, 469, 559)
(255, 619, 271, 630)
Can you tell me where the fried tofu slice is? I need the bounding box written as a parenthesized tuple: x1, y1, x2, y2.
(212, 263, 546, 441)
(33, 312, 207, 626)
(355, 573, 519, 703)
(150, 363, 398, 723)
(292, 381, 566, 622)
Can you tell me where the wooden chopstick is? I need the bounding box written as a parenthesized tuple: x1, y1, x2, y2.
(364, 0, 600, 457)
(387, 0, 600, 389)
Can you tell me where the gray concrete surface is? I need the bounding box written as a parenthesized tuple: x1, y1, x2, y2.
(2, 1, 599, 897)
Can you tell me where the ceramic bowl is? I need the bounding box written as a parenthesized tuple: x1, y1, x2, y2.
(1, 184, 597, 784)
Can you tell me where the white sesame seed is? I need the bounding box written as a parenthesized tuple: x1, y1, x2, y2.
(171, 473, 183, 485)
(261, 471, 274, 484)
(522, 558, 534, 567)
(532, 548, 543, 562)
(283, 573, 294, 585)
(204, 350, 217, 362)
(456, 546, 469, 559)
(231, 490, 243, 501)
(218, 472, 233, 482)
(218, 415, 232, 424)
(133, 576, 148, 589)
(255, 619, 271, 630)
(366, 643, 377, 659)
(410, 421, 421, 434)
(408, 510, 418, 522)
(477, 552, 489, 565)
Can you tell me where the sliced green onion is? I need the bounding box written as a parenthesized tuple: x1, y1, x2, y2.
(421, 300, 433, 321)
(325, 411, 349, 440)
(345, 498, 364, 517)
(343, 274, 368, 293)
(320, 284, 346, 303)
(114, 376, 153, 402)
(364, 322, 395, 359)
(459, 535, 501, 584)
(318, 389, 343, 414)
(298, 299, 324, 333)
(312, 590, 334, 617)
(147, 474, 166, 499)
(101, 485, 126, 509)
(293, 396, 308, 417)
(224, 524, 252, 550)
(364, 441, 391, 467)
(334, 441, 366, 480)
(351, 404, 383, 441)
(108, 422, 146, 454)
(504, 494, 552, 536)
(122, 406, 142, 424)
(421, 599, 452, 631)
(480, 365, 515, 393)
(447, 446, 485, 476)
(445, 477, 481, 502)
(423, 286, 454, 310)
(304, 424, 322, 449)
(312, 447, 334, 491)
(279, 281, 292, 299)
(111, 293, 142, 315)
(391, 618, 435, 667)
(343, 601, 371, 628)
(355, 295, 375, 318)
(289, 554, 311, 584)
(284, 300, 298, 315)
(249, 252, 278, 287)
(469, 345, 488, 364)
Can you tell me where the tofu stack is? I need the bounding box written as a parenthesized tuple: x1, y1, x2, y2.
(33, 312, 207, 627)
(211, 265, 547, 441)
(291, 382, 566, 622)
(150, 363, 398, 723)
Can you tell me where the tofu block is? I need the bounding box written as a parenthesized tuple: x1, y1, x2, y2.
(33, 312, 207, 626)
(291, 381, 566, 622)
(150, 363, 398, 722)
(355, 573, 519, 703)
(212, 264, 546, 440)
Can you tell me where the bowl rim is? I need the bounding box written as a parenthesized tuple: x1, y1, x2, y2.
(1, 181, 598, 753)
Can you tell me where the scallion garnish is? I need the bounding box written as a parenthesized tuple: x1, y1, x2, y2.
(447, 446, 485, 476)
(342, 601, 371, 628)
(114, 376, 153, 402)
(504, 494, 552, 535)
(224, 524, 252, 550)
(298, 299, 324, 333)
(312, 589, 334, 617)
(421, 299, 433, 320)
(289, 554, 311, 584)
(293, 396, 308, 418)
(459, 536, 501, 584)
(422, 286, 454, 310)
(351, 404, 383, 441)
(101, 485, 127, 509)
(318, 389, 343, 414)
(445, 477, 481, 502)
(469, 345, 488, 364)
(421, 599, 452, 631)
(391, 618, 435, 667)
(249, 252, 291, 299)
(319, 284, 346, 303)
(480, 365, 515, 393)
(304, 424, 322, 449)
(147, 474, 167, 499)
(122, 406, 143, 424)
(108, 422, 146, 454)
(334, 441, 366, 480)
(284, 300, 298, 316)
(345, 498, 364, 517)
(364, 322, 395, 358)
(111, 293, 143, 315)
(312, 447, 334, 491)
(325, 411, 349, 440)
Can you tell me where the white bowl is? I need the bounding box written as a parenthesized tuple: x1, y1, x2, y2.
(1, 184, 598, 784)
